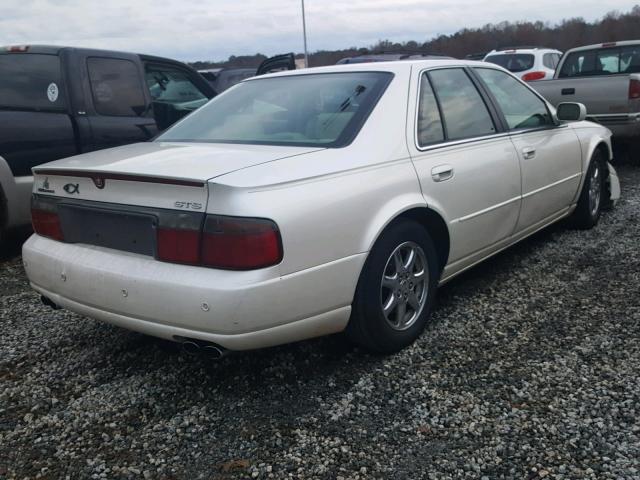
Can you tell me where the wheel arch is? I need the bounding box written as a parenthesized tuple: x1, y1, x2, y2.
(364, 204, 450, 274)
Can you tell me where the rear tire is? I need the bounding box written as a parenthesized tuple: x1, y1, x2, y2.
(570, 149, 606, 230)
(346, 220, 440, 353)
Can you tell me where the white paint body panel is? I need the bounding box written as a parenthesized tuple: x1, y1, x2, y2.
(23, 59, 619, 350)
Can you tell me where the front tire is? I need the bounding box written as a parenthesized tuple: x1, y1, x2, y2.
(570, 150, 606, 230)
(346, 220, 440, 353)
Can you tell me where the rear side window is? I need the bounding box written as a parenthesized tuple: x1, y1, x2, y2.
(427, 68, 496, 141)
(416, 74, 444, 146)
(543, 53, 561, 69)
(559, 46, 640, 77)
(87, 57, 146, 116)
(0, 53, 66, 111)
(485, 54, 535, 73)
(475, 68, 553, 130)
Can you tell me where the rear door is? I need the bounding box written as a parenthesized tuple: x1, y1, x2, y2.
(473, 67, 582, 231)
(0, 51, 77, 176)
(81, 53, 159, 151)
(407, 67, 521, 272)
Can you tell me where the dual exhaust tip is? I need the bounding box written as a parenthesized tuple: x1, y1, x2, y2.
(180, 339, 227, 360)
(40, 296, 227, 360)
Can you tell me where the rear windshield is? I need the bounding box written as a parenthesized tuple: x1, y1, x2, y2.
(558, 45, 640, 77)
(0, 53, 66, 111)
(157, 72, 393, 148)
(484, 54, 535, 73)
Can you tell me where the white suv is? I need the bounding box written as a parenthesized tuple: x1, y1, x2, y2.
(484, 47, 562, 82)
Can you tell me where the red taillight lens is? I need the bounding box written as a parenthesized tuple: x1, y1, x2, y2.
(31, 208, 64, 241)
(156, 228, 201, 265)
(629, 79, 640, 99)
(201, 216, 282, 270)
(6, 45, 29, 53)
(522, 71, 546, 82)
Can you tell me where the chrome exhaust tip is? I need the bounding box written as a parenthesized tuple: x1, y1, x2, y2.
(177, 337, 228, 360)
(181, 340, 200, 356)
(202, 345, 225, 360)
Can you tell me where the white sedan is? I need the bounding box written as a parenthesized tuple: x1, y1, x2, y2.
(23, 60, 620, 355)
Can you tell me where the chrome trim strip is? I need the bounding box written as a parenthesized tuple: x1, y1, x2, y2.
(522, 172, 582, 199)
(450, 172, 581, 224)
(588, 113, 640, 118)
(453, 196, 521, 223)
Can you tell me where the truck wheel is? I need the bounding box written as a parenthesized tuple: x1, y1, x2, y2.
(346, 219, 439, 353)
(570, 149, 606, 230)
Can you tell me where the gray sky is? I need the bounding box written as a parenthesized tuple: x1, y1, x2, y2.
(1, 0, 638, 62)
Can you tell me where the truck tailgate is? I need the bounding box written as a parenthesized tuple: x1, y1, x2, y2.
(533, 75, 640, 115)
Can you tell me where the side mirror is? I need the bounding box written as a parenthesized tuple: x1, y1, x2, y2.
(556, 102, 587, 122)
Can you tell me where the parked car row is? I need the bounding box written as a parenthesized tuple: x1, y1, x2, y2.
(198, 53, 297, 94)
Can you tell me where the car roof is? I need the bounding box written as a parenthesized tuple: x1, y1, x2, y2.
(0, 44, 185, 66)
(565, 40, 640, 53)
(249, 59, 502, 81)
(485, 48, 561, 55)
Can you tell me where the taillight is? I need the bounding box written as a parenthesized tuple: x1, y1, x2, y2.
(156, 215, 282, 270)
(6, 45, 29, 53)
(629, 79, 640, 99)
(31, 208, 64, 241)
(201, 216, 282, 270)
(522, 71, 546, 82)
(156, 228, 201, 265)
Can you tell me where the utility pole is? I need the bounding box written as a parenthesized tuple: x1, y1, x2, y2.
(301, 0, 309, 68)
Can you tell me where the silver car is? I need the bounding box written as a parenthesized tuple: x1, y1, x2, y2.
(23, 60, 620, 355)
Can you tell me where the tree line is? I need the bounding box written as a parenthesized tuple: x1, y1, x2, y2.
(190, 5, 640, 70)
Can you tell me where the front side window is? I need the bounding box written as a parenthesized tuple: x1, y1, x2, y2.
(158, 72, 393, 148)
(559, 46, 640, 77)
(145, 65, 208, 106)
(87, 57, 146, 116)
(0, 53, 66, 111)
(427, 68, 496, 141)
(416, 74, 444, 146)
(484, 54, 535, 73)
(475, 68, 553, 130)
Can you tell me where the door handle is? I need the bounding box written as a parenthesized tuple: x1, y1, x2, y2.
(431, 164, 454, 182)
(522, 147, 536, 160)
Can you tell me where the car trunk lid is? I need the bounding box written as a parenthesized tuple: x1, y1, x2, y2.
(32, 141, 323, 210)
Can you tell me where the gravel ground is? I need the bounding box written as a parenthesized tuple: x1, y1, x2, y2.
(1, 165, 639, 480)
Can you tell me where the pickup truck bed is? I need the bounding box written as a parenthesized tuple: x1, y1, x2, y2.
(531, 41, 640, 142)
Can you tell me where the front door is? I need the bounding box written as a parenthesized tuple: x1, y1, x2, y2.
(472, 67, 582, 231)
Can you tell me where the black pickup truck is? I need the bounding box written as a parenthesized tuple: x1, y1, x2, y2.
(0, 44, 215, 243)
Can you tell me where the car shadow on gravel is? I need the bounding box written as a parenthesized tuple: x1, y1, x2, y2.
(0, 226, 31, 262)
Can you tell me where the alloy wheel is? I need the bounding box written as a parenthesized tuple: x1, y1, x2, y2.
(380, 241, 429, 331)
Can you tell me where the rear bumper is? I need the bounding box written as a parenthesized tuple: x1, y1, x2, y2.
(23, 235, 365, 350)
(587, 114, 640, 139)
